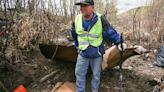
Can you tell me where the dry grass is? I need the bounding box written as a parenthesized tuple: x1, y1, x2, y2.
(4, 12, 71, 63)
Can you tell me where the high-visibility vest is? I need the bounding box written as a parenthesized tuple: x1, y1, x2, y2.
(75, 13, 103, 51)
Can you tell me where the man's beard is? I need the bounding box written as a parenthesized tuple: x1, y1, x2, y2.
(82, 12, 90, 18)
(82, 12, 87, 17)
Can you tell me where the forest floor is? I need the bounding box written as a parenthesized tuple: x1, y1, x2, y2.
(0, 46, 164, 92)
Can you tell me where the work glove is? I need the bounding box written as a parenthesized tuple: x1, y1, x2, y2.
(118, 43, 127, 51)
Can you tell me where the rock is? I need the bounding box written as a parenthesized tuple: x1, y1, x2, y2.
(153, 85, 161, 92)
(134, 45, 148, 54)
(127, 66, 133, 70)
(161, 76, 164, 83)
(161, 84, 164, 91)
(153, 49, 158, 54)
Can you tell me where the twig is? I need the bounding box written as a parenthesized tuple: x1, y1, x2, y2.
(51, 45, 58, 60)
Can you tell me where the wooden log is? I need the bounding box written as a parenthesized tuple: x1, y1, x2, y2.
(39, 44, 144, 69)
(39, 44, 78, 62)
(102, 46, 140, 69)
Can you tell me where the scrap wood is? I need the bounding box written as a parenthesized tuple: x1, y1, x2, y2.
(51, 82, 64, 92)
(51, 81, 76, 92)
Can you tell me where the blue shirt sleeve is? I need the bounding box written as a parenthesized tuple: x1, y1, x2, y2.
(71, 22, 78, 47)
(103, 25, 121, 45)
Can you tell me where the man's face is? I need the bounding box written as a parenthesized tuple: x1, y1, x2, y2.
(80, 4, 94, 17)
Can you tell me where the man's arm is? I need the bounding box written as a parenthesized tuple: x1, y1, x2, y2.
(101, 16, 121, 45)
(71, 22, 79, 47)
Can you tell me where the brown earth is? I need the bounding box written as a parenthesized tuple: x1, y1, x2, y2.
(0, 47, 164, 92)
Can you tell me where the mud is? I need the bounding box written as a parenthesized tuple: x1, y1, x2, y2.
(0, 48, 163, 92)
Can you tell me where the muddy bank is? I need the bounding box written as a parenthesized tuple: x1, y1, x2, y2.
(0, 49, 163, 92)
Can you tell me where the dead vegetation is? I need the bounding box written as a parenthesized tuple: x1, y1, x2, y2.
(4, 12, 71, 63)
(119, 0, 164, 49)
(0, 0, 163, 92)
(0, 0, 163, 64)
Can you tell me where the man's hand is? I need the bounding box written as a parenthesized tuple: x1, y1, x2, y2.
(118, 43, 127, 51)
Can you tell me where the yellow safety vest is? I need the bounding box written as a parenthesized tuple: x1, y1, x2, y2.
(75, 13, 103, 51)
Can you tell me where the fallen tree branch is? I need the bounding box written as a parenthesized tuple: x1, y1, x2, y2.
(39, 69, 60, 83)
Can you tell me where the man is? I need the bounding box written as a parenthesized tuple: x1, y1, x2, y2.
(71, 0, 125, 92)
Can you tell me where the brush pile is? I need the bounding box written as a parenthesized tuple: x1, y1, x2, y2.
(4, 12, 71, 63)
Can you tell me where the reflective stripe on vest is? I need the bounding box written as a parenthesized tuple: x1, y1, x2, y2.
(75, 13, 103, 51)
(78, 33, 99, 38)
